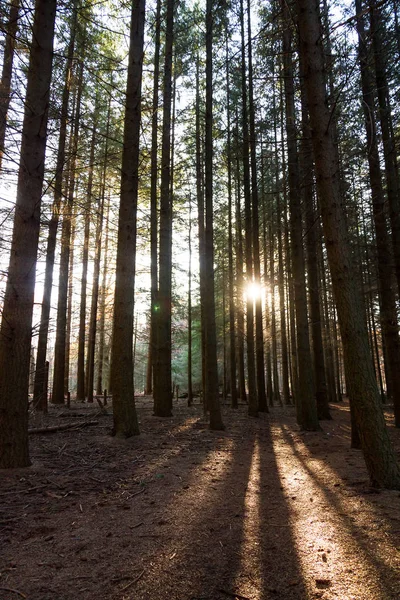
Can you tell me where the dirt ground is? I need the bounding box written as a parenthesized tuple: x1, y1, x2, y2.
(0, 398, 399, 600)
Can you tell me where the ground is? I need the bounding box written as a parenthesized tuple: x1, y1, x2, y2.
(0, 398, 399, 600)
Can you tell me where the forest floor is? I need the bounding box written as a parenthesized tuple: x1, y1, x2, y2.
(0, 398, 400, 600)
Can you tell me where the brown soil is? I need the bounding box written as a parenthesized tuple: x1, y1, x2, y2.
(1, 399, 400, 600)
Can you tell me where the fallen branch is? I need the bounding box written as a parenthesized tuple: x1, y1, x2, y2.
(29, 421, 98, 434)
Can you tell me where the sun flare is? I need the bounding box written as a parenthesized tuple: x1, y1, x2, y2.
(245, 281, 262, 301)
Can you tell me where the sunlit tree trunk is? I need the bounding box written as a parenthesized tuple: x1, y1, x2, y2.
(0, 0, 57, 468)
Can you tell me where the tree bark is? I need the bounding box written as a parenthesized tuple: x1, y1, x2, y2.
(282, 2, 319, 430)
(356, 0, 400, 425)
(0, 0, 57, 468)
(0, 0, 20, 171)
(153, 0, 174, 418)
(204, 0, 224, 429)
(296, 0, 400, 487)
(110, 0, 146, 437)
(33, 5, 77, 410)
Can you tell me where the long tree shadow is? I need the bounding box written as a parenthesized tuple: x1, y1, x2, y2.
(277, 422, 400, 599)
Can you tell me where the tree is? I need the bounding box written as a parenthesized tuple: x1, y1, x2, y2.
(296, 0, 400, 488)
(0, 0, 20, 172)
(0, 0, 57, 468)
(110, 0, 146, 437)
(153, 0, 174, 418)
(204, 0, 224, 429)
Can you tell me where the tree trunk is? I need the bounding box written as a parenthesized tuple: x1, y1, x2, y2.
(76, 119, 96, 401)
(52, 58, 84, 405)
(247, 0, 267, 413)
(0, 0, 20, 171)
(226, 31, 238, 410)
(356, 0, 400, 425)
(296, 0, 400, 488)
(240, 0, 257, 418)
(153, 0, 174, 418)
(282, 2, 319, 430)
(204, 0, 224, 430)
(110, 0, 146, 437)
(0, 0, 57, 468)
(299, 52, 331, 420)
(147, 0, 161, 396)
(33, 6, 77, 410)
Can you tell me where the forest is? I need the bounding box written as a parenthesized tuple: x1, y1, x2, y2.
(0, 0, 400, 598)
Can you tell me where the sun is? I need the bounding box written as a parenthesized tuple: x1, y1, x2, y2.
(245, 281, 262, 301)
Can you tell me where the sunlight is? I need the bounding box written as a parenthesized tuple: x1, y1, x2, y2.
(244, 281, 262, 302)
(271, 423, 392, 599)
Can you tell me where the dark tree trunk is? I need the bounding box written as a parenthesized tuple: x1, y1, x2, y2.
(0, 0, 57, 468)
(76, 119, 96, 401)
(0, 0, 20, 171)
(110, 0, 145, 437)
(282, 2, 319, 430)
(52, 58, 84, 405)
(204, 0, 224, 429)
(153, 0, 174, 418)
(147, 0, 161, 396)
(33, 6, 77, 410)
(356, 0, 400, 426)
(296, 0, 400, 488)
(240, 0, 257, 418)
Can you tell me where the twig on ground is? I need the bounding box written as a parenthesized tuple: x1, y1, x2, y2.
(120, 570, 145, 591)
(218, 589, 250, 600)
(0, 587, 27, 599)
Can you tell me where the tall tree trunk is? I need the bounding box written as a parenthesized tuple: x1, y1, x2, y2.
(33, 6, 77, 410)
(147, 0, 161, 396)
(356, 0, 400, 425)
(0, 0, 57, 468)
(204, 0, 224, 429)
(282, 2, 319, 430)
(52, 58, 84, 405)
(369, 0, 400, 298)
(240, 0, 257, 418)
(247, 0, 267, 412)
(86, 190, 104, 404)
(110, 0, 145, 437)
(0, 0, 20, 171)
(96, 194, 110, 395)
(299, 53, 331, 420)
(226, 31, 238, 410)
(76, 119, 96, 401)
(296, 0, 400, 488)
(187, 198, 193, 406)
(235, 154, 247, 404)
(153, 0, 174, 417)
